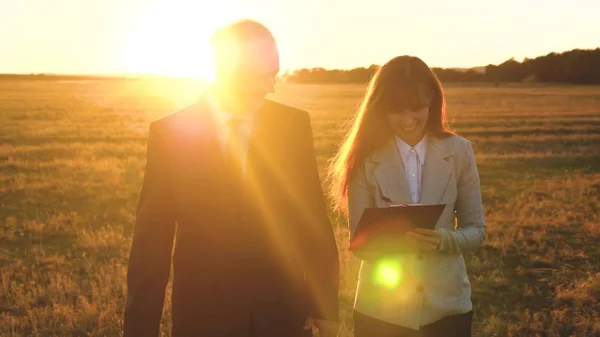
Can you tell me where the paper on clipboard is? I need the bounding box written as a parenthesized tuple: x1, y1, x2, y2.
(349, 204, 446, 254)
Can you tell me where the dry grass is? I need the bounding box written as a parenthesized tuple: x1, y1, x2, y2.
(1, 79, 599, 336)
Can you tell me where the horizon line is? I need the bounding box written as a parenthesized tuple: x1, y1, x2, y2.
(3, 45, 599, 79)
(0, 64, 487, 79)
(2, 44, 599, 80)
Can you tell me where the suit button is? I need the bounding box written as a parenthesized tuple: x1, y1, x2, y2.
(240, 216, 248, 222)
(416, 284, 424, 292)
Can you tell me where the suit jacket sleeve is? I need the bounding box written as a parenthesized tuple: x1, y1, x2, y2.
(348, 165, 374, 237)
(124, 122, 177, 337)
(297, 112, 340, 322)
(438, 140, 486, 253)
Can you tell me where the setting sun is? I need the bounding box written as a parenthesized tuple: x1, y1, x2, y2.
(123, 1, 244, 79)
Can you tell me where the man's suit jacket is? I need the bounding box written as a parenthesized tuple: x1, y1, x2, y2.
(348, 135, 485, 330)
(124, 98, 339, 337)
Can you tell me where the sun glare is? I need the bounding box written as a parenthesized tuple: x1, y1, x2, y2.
(123, 1, 243, 79)
(373, 259, 403, 289)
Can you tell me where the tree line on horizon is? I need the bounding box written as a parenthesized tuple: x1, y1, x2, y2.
(284, 48, 600, 85)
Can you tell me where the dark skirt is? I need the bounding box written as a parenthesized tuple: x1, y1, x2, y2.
(353, 310, 473, 337)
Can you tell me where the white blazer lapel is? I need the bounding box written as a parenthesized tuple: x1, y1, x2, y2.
(371, 139, 413, 204)
(420, 136, 454, 205)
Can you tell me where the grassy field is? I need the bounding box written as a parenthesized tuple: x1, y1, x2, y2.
(1, 79, 599, 336)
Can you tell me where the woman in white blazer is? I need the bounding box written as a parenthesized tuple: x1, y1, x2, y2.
(328, 56, 486, 337)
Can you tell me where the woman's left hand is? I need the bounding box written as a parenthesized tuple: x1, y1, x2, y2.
(405, 228, 442, 251)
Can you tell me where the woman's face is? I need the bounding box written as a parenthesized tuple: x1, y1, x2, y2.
(386, 106, 429, 146)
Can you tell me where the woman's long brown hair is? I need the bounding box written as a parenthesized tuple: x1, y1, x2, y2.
(327, 55, 454, 214)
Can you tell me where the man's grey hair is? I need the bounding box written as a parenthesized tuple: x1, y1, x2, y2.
(209, 19, 277, 75)
(210, 19, 276, 50)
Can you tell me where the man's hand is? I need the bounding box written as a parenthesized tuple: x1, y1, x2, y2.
(305, 318, 339, 337)
(314, 319, 339, 337)
(405, 228, 442, 251)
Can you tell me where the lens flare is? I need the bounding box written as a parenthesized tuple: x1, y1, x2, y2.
(372, 258, 402, 289)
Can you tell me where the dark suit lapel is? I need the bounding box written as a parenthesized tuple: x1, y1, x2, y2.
(243, 102, 281, 202)
(171, 98, 231, 212)
(245, 103, 272, 183)
(419, 136, 454, 205)
(194, 99, 223, 166)
(173, 99, 282, 211)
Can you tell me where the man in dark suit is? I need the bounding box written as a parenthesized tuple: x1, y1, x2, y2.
(123, 19, 340, 337)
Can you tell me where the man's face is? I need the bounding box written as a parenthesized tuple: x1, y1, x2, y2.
(217, 38, 280, 112)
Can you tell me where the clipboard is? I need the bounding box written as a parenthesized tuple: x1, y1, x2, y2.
(349, 204, 446, 254)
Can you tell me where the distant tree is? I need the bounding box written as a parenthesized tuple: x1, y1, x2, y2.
(285, 48, 600, 84)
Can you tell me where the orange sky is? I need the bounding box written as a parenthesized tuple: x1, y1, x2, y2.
(2, 0, 599, 78)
